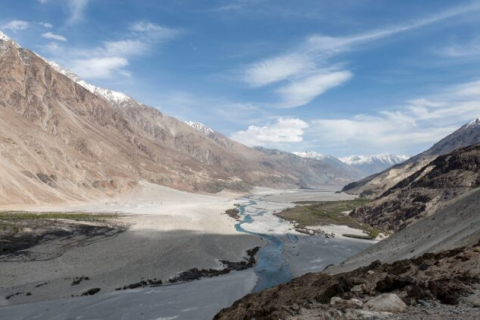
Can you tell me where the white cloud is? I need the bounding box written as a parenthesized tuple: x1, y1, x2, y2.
(241, 3, 480, 108)
(41, 21, 180, 80)
(244, 54, 313, 87)
(67, 0, 89, 25)
(3, 20, 29, 31)
(129, 21, 179, 39)
(276, 71, 352, 108)
(38, 0, 48, 3)
(37, 22, 53, 28)
(42, 32, 67, 42)
(231, 118, 308, 147)
(438, 39, 480, 58)
(307, 79, 480, 154)
(70, 57, 128, 79)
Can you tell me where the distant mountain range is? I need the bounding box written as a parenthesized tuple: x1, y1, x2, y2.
(340, 154, 410, 175)
(294, 151, 408, 176)
(0, 30, 363, 205)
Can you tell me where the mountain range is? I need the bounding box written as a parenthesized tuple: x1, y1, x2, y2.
(343, 117, 480, 232)
(340, 154, 409, 175)
(0, 30, 363, 206)
(294, 151, 409, 176)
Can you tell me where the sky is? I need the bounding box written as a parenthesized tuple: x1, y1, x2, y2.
(1, 0, 480, 157)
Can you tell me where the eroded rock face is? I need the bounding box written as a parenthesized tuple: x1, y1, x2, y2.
(0, 36, 361, 206)
(350, 143, 480, 231)
(214, 244, 480, 320)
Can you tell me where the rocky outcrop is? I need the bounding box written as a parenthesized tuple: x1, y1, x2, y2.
(350, 143, 480, 231)
(214, 244, 480, 319)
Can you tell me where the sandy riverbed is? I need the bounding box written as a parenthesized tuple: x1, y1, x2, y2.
(0, 182, 262, 306)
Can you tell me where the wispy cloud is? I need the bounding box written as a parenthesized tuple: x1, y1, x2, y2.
(42, 21, 180, 79)
(67, 0, 90, 25)
(42, 32, 67, 42)
(438, 39, 480, 58)
(231, 118, 309, 147)
(275, 71, 352, 108)
(3, 20, 29, 31)
(36, 22, 53, 28)
(307, 79, 480, 154)
(241, 2, 480, 108)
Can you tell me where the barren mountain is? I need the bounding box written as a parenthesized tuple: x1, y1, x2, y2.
(0, 31, 358, 206)
(350, 143, 480, 231)
(342, 118, 480, 198)
(340, 153, 409, 175)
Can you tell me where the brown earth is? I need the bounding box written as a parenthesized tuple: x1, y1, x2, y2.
(349, 143, 480, 231)
(215, 244, 480, 320)
(0, 35, 361, 206)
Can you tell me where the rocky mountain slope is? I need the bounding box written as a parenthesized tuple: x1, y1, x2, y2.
(340, 154, 409, 175)
(413, 117, 480, 160)
(349, 143, 480, 231)
(0, 31, 360, 206)
(216, 243, 480, 319)
(342, 118, 480, 198)
(330, 188, 480, 275)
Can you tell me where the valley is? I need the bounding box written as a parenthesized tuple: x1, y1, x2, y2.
(1, 3, 480, 319)
(0, 186, 376, 319)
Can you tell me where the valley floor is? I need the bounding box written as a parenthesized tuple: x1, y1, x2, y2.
(0, 184, 376, 320)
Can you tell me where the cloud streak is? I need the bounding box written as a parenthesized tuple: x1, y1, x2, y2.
(42, 32, 67, 41)
(67, 0, 90, 25)
(241, 2, 480, 108)
(42, 21, 180, 79)
(3, 20, 29, 31)
(307, 79, 480, 154)
(231, 118, 309, 147)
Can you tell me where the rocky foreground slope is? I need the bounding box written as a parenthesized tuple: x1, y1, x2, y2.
(215, 243, 480, 320)
(0, 31, 360, 206)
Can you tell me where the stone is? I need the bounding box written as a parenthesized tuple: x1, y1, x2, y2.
(466, 295, 480, 308)
(364, 293, 407, 313)
(330, 296, 344, 306)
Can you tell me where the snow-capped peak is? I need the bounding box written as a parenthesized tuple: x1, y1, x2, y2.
(44, 59, 133, 106)
(466, 117, 480, 128)
(185, 121, 215, 135)
(340, 153, 409, 166)
(293, 151, 332, 160)
(0, 29, 20, 49)
(0, 30, 11, 42)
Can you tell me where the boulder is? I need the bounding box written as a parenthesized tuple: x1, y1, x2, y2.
(364, 293, 407, 313)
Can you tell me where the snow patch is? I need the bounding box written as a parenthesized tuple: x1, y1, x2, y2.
(185, 121, 215, 135)
(340, 153, 409, 166)
(293, 151, 332, 160)
(466, 117, 480, 128)
(44, 59, 134, 106)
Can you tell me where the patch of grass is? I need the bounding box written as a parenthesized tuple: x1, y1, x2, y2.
(276, 199, 389, 239)
(0, 211, 120, 222)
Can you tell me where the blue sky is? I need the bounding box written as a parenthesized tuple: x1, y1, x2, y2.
(2, 0, 480, 157)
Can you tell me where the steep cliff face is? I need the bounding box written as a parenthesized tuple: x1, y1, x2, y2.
(0, 33, 361, 206)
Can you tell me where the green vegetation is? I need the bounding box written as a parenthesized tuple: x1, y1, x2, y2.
(276, 199, 389, 239)
(0, 212, 120, 235)
(0, 211, 119, 221)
